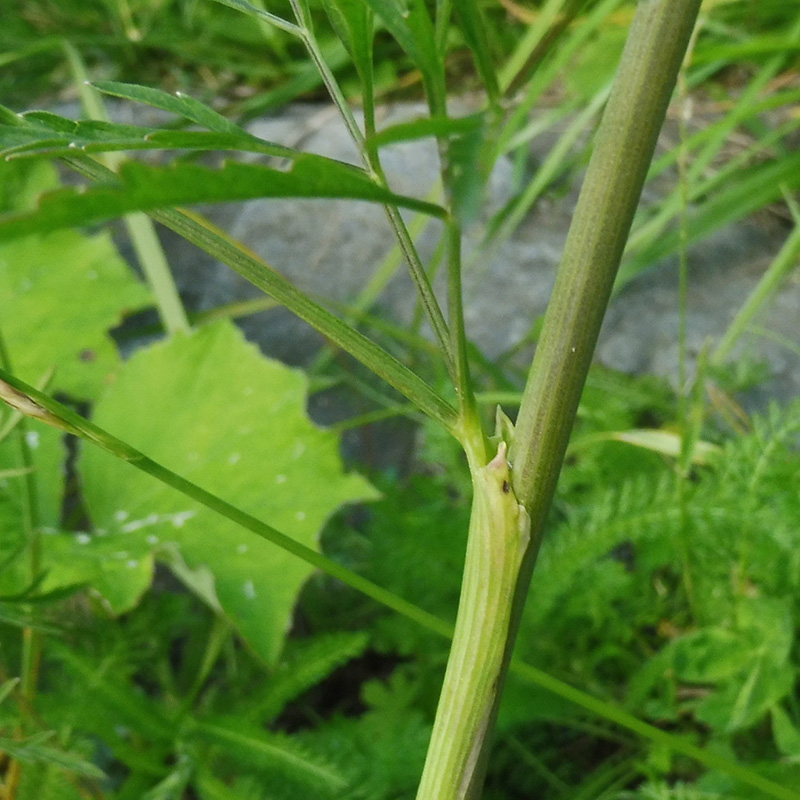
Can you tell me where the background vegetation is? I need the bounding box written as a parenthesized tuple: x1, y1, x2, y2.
(0, 1, 799, 798)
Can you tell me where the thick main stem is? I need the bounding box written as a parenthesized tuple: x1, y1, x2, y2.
(511, 0, 702, 508)
(417, 2, 702, 798)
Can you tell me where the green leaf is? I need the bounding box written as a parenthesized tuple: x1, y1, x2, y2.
(80, 320, 377, 664)
(671, 597, 795, 733)
(454, 0, 500, 100)
(0, 157, 446, 241)
(362, 0, 443, 105)
(0, 117, 298, 161)
(38, 531, 154, 615)
(320, 0, 375, 103)
(91, 81, 248, 134)
(368, 113, 482, 149)
(0, 677, 18, 704)
(52, 641, 177, 744)
(621, 149, 800, 282)
(0, 158, 149, 599)
(141, 753, 195, 800)
(192, 720, 348, 794)
(772, 705, 800, 758)
(0, 230, 150, 397)
(447, 114, 490, 225)
(0, 160, 151, 398)
(246, 631, 369, 722)
(0, 424, 65, 571)
(207, 0, 301, 35)
(0, 733, 106, 780)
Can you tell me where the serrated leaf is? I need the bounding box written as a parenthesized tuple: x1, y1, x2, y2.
(250, 631, 369, 722)
(0, 733, 106, 779)
(0, 230, 150, 396)
(52, 642, 177, 744)
(0, 157, 446, 241)
(81, 320, 377, 663)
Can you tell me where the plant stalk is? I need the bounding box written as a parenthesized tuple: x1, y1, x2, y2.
(415, 438, 529, 800)
(418, 2, 702, 798)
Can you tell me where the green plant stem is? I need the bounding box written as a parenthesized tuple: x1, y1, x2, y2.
(419, 3, 703, 799)
(62, 39, 191, 336)
(0, 369, 796, 800)
(507, 0, 704, 760)
(511, 0, 702, 508)
(288, 1, 455, 377)
(446, 221, 478, 424)
(415, 438, 529, 800)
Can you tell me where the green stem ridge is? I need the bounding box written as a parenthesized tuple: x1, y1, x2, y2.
(416, 442, 530, 800)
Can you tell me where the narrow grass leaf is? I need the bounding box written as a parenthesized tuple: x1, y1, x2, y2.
(368, 114, 482, 148)
(0, 157, 446, 241)
(621, 149, 800, 282)
(209, 0, 301, 35)
(362, 0, 444, 107)
(693, 34, 800, 65)
(455, 0, 500, 101)
(91, 80, 250, 133)
(0, 120, 297, 161)
(320, 0, 374, 100)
